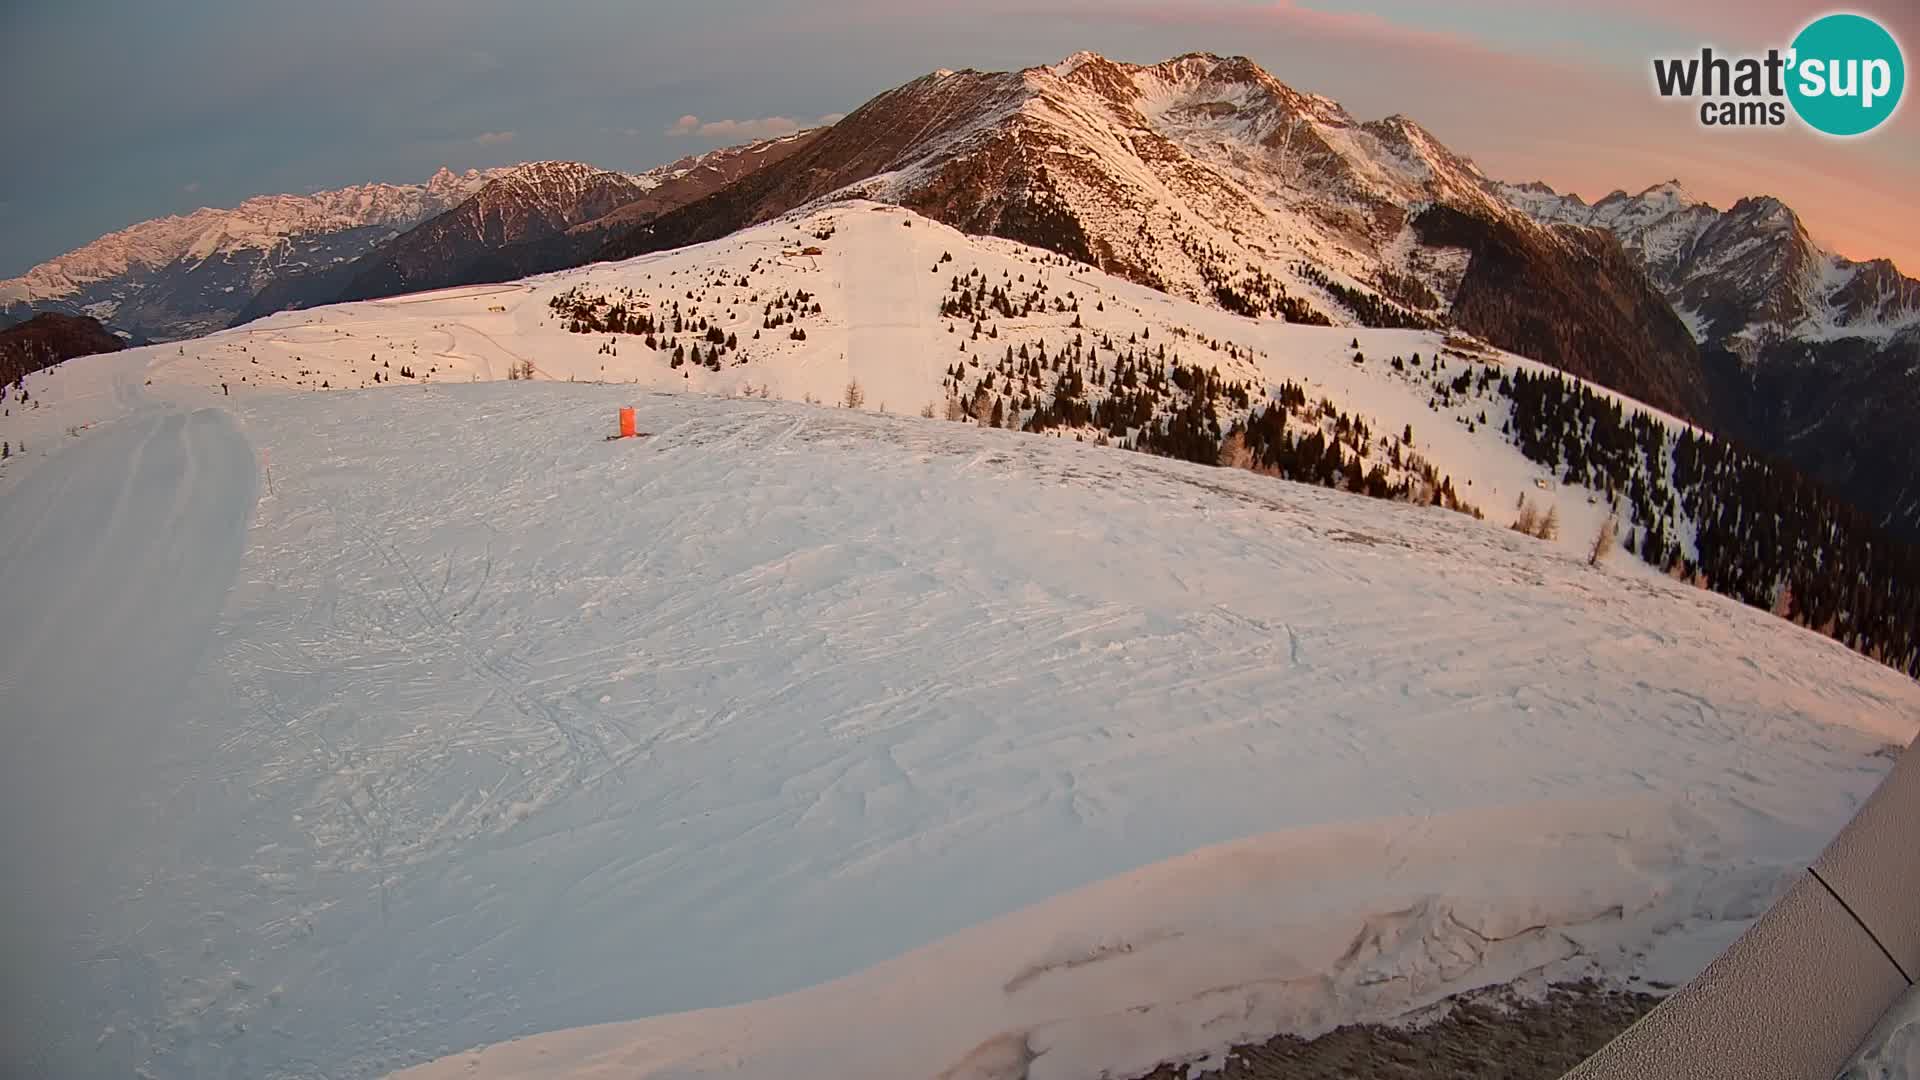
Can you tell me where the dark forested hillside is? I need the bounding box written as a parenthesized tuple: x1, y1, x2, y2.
(1502, 366, 1920, 676)
(1703, 334, 1920, 545)
(0, 313, 125, 387)
(1412, 206, 1713, 425)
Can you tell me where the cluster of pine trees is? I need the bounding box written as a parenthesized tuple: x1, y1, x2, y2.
(940, 266, 1076, 323)
(930, 269, 1458, 510)
(1503, 367, 1920, 676)
(1292, 263, 1439, 330)
(760, 289, 821, 332)
(545, 272, 831, 374)
(1, 340, 62, 390)
(1373, 268, 1443, 313)
(933, 272, 1256, 461)
(1172, 229, 1330, 324)
(549, 285, 658, 337)
(1233, 384, 1471, 512)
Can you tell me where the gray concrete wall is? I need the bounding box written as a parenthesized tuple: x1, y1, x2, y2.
(1566, 739, 1918, 1079)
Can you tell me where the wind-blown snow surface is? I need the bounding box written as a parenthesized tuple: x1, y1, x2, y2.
(2, 207, 1917, 1080)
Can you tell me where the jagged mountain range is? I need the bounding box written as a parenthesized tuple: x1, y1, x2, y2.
(238, 133, 820, 322)
(231, 160, 656, 320)
(1495, 179, 1920, 540)
(1495, 179, 1920, 348)
(1, 134, 818, 344)
(7, 50, 1917, 536)
(0, 168, 507, 340)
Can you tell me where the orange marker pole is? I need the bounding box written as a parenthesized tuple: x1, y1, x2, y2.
(619, 407, 636, 439)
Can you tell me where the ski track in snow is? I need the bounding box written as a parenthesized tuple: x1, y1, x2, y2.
(0, 207, 1916, 1079)
(0, 398, 258, 1079)
(842, 213, 934, 411)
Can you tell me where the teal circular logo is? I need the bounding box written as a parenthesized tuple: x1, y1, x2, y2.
(1787, 13, 1905, 136)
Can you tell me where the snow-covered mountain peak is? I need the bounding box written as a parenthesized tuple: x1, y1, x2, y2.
(1122, 52, 1352, 129)
(471, 160, 637, 206)
(1048, 50, 1106, 78)
(1635, 178, 1698, 206)
(425, 166, 491, 203)
(1723, 193, 1803, 235)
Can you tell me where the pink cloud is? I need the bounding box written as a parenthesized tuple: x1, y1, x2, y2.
(666, 114, 841, 139)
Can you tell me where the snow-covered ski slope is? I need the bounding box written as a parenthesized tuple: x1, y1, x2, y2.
(1, 203, 1916, 1080)
(20, 200, 1685, 562)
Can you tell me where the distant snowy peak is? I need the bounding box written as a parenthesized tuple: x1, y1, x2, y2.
(330, 162, 649, 304)
(456, 161, 649, 233)
(236, 137, 826, 323)
(1628, 178, 1700, 210)
(1493, 179, 1920, 345)
(424, 166, 479, 201)
(1124, 51, 1354, 128)
(0, 166, 515, 341)
(1, 168, 504, 304)
(1491, 178, 1706, 234)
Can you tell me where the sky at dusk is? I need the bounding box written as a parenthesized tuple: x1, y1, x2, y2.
(2, 0, 1916, 276)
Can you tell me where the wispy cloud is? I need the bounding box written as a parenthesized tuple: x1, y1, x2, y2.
(472, 130, 516, 146)
(182, 181, 201, 194)
(666, 113, 842, 139)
